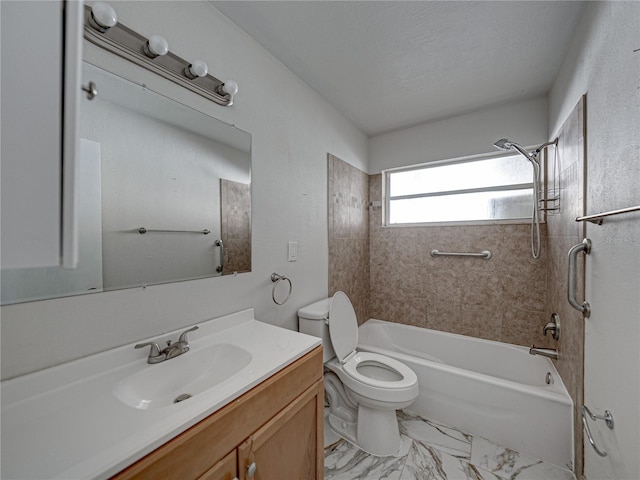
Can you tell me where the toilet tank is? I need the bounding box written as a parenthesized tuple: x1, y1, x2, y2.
(298, 298, 335, 362)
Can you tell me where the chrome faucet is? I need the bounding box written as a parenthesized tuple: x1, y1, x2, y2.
(529, 345, 558, 360)
(135, 326, 199, 364)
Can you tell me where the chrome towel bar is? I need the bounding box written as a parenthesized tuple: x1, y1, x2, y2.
(430, 250, 492, 260)
(567, 238, 591, 317)
(576, 205, 640, 225)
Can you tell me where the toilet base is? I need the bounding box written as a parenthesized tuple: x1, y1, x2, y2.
(324, 370, 410, 457)
(327, 404, 401, 457)
(356, 404, 401, 456)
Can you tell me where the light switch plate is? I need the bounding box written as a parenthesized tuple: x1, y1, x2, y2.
(288, 241, 298, 262)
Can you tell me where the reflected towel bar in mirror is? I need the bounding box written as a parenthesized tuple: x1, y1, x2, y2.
(138, 227, 211, 235)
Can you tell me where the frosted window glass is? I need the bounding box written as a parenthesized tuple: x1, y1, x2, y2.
(389, 189, 533, 224)
(389, 154, 531, 196)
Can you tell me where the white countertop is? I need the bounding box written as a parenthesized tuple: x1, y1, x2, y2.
(0, 309, 321, 480)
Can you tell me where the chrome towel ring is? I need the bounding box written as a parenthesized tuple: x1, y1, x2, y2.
(582, 405, 614, 457)
(271, 273, 292, 305)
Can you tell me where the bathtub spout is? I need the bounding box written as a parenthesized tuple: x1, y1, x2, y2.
(529, 345, 558, 360)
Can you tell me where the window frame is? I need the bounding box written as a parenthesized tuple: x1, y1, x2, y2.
(383, 150, 542, 227)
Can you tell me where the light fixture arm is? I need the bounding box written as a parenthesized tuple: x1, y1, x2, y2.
(83, 4, 237, 107)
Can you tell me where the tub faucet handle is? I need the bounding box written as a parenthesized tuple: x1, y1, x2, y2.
(543, 313, 561, 340)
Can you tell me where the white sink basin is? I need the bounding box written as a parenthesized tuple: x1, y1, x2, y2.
(114, 343, 252, 410)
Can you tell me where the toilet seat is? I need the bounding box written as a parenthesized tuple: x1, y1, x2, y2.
(327, 292, 418, 402)
(342, 352, 417, 390)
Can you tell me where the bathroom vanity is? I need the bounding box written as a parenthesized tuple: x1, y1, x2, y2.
(113, 346, 323, 480)
(0, 310, 323, 479)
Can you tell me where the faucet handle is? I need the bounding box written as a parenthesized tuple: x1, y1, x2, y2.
(178, 326, 199, 343)
(135, 342, 162, 357)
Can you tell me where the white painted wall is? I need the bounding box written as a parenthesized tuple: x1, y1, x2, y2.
(0, 1, 368, 380)
(549, 3, 640, 479)
(369, 96, 548, 174)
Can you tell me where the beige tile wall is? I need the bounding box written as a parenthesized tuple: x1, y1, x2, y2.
(545, 96, 587, 474)
(328, 153, 552, 348)
(368, 174, 551, 347)
(328, 154, 370, 324)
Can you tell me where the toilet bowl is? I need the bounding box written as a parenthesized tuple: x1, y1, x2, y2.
(298, 291, 418, 456)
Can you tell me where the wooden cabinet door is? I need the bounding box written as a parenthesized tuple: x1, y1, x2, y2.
(197, 449, 237, 480)
(238, 380, 324, 480)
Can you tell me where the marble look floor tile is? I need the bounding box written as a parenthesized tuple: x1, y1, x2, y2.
(398, 441, 506, 480)
(325, 411, 575, 480)
(324, 436, 411, 480)
(464, 465, 507, 480)
(397, 411, 472, 460)
(399, 440, 468, 480)
(470, 437, 575, 480)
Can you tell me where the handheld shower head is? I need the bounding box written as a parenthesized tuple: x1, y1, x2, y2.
(493, 139, 513, 151)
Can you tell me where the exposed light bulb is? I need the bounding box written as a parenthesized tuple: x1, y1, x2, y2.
(143, 35, 169, 58)
(218, 80, 239, 96)
(89, 2, 118, 32)
(185, 60, 208, 79)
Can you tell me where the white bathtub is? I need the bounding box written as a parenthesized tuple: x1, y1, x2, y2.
(357, 319, 573, 469)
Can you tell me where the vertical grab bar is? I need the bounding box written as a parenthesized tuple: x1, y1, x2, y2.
(568, 238, 591, 317)
(215, 239, 224, 273)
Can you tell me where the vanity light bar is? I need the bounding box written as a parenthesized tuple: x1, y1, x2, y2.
(82, 4, 237, 106)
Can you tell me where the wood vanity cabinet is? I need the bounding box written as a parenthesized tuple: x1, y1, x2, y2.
(112, 346, 324, 480)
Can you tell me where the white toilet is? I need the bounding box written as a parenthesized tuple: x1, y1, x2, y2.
(298, 291, 418, 456)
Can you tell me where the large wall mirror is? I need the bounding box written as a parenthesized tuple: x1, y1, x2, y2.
(1, 62, 252, 305)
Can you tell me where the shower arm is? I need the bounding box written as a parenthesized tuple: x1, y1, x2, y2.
(532, 138, 558, 158)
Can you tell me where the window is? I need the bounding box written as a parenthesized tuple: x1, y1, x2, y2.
(385, 153, 535, 225)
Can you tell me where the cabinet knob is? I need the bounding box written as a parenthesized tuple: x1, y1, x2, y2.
(247, 461, 257, 477)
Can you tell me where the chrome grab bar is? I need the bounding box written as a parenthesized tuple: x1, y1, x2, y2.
(576, 204, 640, 225)
(582, 405, 614, 457)
(215, 239, 224, 273)
(567, 238, 591, 317)
(430, 250, 492, 260)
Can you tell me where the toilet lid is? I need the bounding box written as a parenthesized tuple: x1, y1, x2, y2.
(328, 291, 358, 363)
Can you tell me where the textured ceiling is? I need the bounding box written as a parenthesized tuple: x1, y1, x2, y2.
(212, 1, 585, 136)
